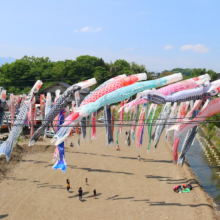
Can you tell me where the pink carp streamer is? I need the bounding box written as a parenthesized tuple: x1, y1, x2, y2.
(136, 105, 146, 147)
(91, 111, 97, 139)
(173, 98, 217, 138)
(62, 74, 146, 127)
(119, 101, 124, 134)
(173, 102, 190, 163)
(120, 74, 210, 113)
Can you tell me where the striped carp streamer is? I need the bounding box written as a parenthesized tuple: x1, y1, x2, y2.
(145, 79, 220, 104)
(0, 80, 43, 161)
(153, 102, 172, 149)
(54, 73, 182, 146)
(29, 78, 96, 146)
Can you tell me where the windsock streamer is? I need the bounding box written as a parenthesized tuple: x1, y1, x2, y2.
(132, 105, 139, 142)
(40, 94, 45, 120)
(89, 113, 92, 141)
(30, 97, 35, 137)
(147, 104, 157, 151)
(120, 74, 210, 113)
(111, 106, 115, 136)
(119, 101, 124, 134)
(139, 103, 149, 146)
(165, 102, 177, 140)
(54, 73, 182, 146)
(105, 105, 114, 146)
(53, 90, 61, 132)
(151, 105, 164, 140)
(0, 80, 43, 161)
(0, 90, 6, 134)
(44, 93, 52, 137)
(136, 103, 146, 147)
(52, 109, 67, 172)
(9, 94, 15, 126)
(91, 111, 97, 139)
(75, 91, 82, 148)
(178, 109, 199, 166)
(153, 102, 171, 149)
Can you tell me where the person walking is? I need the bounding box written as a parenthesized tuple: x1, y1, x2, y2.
(78, 187, 83, 200)
(66, 179, 70, 192)
(93, 189, 96, 199)
(85, 178, 88, 185)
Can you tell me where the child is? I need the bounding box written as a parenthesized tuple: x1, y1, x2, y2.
(66, 179, 70, 192)
(138, 155, 140, 161)
(116, 145, 120, 151)
(85, 178, 88, 185)
(78, 187, 83, 200)
(187, 182, 192, 190)
(93, 189, 96, 198)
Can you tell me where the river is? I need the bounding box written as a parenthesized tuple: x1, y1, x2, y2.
(178, 127, 220, 210)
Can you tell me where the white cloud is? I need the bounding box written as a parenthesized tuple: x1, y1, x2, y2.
(180, 44, 209, 54)
(80, 26, 103, 32)
(125, 48, 134, 51)
(164, 45, 173, 50)
(73, 29, 78, 33)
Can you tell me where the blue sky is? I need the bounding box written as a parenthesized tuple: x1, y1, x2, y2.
(0, 0, 219, 72)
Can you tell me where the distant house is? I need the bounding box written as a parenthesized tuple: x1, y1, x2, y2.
(150, 74, 158, 79)
(36, 82, 90, 105)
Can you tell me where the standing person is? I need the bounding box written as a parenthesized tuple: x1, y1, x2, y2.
(138, 155, 140, 161)
(85, 178, 88, 185)
(70, 142, 73, 147)
(93, 189, 96, 199)
(78, 187, 83, 200)
(66, 179, 70, 192)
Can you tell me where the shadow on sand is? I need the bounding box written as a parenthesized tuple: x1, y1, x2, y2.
(0, 214, 8, 219)
(146, 201, 214, 209)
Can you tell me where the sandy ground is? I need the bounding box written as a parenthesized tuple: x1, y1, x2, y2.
(0, 127, 219, 220)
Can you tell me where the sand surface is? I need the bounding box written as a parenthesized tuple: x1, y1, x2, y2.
(0, 127, 219, 220)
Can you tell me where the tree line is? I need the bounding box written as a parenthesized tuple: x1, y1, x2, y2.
(0, 55, 152, 94)
(0, 55, 218, 94)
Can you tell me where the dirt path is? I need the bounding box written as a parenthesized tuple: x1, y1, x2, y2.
(0, 127, 219, 220)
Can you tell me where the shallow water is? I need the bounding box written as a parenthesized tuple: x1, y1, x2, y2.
(178, 128, 220, 209)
